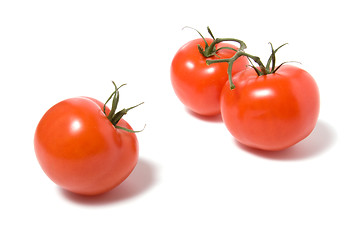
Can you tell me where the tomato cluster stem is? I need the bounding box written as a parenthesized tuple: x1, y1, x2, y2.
(183, 27, 296, 90)
(184, 26, 247, 58)
(206, 42, 291, 89)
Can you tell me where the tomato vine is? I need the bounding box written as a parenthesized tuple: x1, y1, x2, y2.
(183, 26, 247, 58)
(206, 42, 297, 89)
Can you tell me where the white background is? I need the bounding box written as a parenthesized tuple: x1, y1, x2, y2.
(1, 0, 359, 239)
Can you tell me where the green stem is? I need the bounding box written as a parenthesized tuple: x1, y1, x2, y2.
(111, 102, 144, 126)
(207, 51, 266, 89)
(203, 37, 246, 58)
(184, 26, 247, 58)
(107, 89, 119, 121)
(115, 124, 146, 133)
(206, 42, 291, 89)
(104, 82, 144, 132)
(103, 82, 126, 114)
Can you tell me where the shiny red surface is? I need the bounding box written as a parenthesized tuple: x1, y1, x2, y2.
(171, 38, 248, 116)
(221, 65, 320, 151)
(34, 97, 138, 195)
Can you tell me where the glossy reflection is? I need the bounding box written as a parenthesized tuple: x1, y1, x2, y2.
(206, 66, 215, 74)
(252, 88, 274, 98)
(70, 119, 82, 133)
(186, 61, 194, 70)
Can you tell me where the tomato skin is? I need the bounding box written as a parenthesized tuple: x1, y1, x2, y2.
(171, 38, 248, 116)
(221, 65, 320, 151)
(34, 97, 138, 195)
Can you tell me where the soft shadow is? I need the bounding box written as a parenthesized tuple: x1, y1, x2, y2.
(235, 120, 337, 161)
(185, 108, 223, 123)
(59, 157, 157, 206)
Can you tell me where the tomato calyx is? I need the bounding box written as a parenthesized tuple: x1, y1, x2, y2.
(207, 42, 294, 89)
(103, 81, 145, 133)
(183, 26, 247, 58)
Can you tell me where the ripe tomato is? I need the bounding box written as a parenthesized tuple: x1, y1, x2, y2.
(220, 65, 320, 151)
(34, 85, 142, 195)
(171, 37, 248, 116)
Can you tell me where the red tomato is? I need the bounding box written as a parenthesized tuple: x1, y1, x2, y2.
(221, 65, 320, 151)
(171, 38, 248, 116)
(34, 94, 139, 196)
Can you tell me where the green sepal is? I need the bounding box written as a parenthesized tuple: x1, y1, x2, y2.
(103, 82, 144, 133)
(115, 124, 146, 133)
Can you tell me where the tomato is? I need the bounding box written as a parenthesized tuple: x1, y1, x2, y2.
(171, 37, 248, 116)
(220, 64, 320, 151)
(34, 84, 142, 195)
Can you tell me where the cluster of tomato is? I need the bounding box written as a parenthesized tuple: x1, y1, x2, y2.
(34, 27, 320, 197)
(171, 27, 320, 151)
